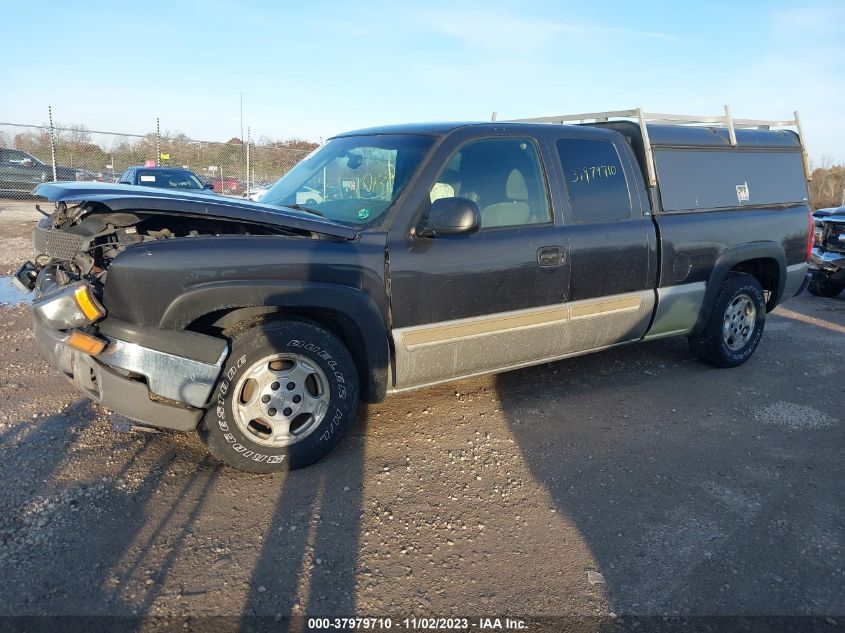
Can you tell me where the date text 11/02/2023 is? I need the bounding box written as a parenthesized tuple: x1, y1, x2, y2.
(306, 616, 528, 629)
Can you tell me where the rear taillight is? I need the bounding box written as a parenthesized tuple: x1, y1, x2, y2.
(806, 211, 814, 261)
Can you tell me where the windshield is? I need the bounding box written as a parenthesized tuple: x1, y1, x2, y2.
(137, 169, 204, 190)
(260, 134, 434, 225)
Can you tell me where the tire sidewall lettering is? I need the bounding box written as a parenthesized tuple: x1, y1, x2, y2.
(211, 332, 354, 466)
(287, 338, 347, 400)
(319, 407, 345, 442)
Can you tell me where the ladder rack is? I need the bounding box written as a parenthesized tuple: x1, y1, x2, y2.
(493, 106, 810, 188)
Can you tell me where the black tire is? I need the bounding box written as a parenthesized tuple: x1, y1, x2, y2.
(807, 280, 844, 298)
(199, 319, 359, 472)
(688, 273, 766, 368)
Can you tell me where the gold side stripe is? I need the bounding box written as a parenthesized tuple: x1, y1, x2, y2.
(570, 295, 641, 319)
(401, 306, 569, 348)
(400, 292, 643, 349)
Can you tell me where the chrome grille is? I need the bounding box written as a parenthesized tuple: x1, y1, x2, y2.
(33, 227, 85, 260)
(821, 221, 845, 253)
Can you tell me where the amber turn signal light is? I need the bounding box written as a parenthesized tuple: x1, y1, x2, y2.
(66, 330, 108, 355)
(74, 285, 104, 321)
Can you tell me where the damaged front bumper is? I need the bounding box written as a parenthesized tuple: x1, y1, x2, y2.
(34, 320, 227, 430)
(28, 266, 228, 431)
(809, 247, 845, 283)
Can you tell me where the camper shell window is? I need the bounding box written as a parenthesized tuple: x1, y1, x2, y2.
(653, 149, 808, 213)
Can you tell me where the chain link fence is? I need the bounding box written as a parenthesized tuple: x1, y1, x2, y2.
(0, 116, 312, 201)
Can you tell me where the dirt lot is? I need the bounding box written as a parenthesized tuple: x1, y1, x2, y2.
(0, 198, 842, 626)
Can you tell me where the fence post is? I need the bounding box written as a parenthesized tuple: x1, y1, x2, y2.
(48, 106, 57, 182)
(246, 127, 251, 195)
(156, 117, 161, 166)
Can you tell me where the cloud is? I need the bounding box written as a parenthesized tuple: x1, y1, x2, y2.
(720, 4, 845, 162)
(772, 5, 845, 32)
(417, 8, 676, 54)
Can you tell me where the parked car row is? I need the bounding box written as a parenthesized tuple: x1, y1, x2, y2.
(0, 149, 264, 198)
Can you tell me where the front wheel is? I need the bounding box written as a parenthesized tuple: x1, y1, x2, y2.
(688, 273, 766, 368)
(199, 319, 359, 472)
(807, 280, 844, 298)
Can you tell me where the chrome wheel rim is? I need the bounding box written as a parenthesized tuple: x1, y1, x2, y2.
(722, 293, 756, 351)
(232, 353, 330, 447)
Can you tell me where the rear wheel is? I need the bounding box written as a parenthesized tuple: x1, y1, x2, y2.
(199, 319, 359, 472)
(807, 280, 844, 298)
(688, 273, 766, 368)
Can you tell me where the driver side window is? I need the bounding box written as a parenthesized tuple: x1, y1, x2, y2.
(429, 138, 551, 229)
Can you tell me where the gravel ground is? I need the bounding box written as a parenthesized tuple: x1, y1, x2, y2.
(0, 200, 842, 624)
(0, 199, 41, 275)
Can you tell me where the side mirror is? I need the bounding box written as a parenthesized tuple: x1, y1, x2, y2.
(204, 183, 214, 190)
(417, 197, 480, 238)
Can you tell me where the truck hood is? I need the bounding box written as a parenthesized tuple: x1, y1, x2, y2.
(814, 208, 845, 226)
(813, 206, 845, 220)
(33, 181, 359, 240)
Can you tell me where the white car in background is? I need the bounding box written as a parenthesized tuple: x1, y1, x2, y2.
(295, 186, 324, 205)
(244, 184, 324, 204)
(243, 186, 271, 202)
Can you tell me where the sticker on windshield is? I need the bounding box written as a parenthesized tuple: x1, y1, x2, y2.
(140, 175, 156, 182)
(358, 208, 371, 220)
(736, 181, 749, 203)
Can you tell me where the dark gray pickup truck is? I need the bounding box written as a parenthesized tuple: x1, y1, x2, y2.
(0, 149, 79, 193)
(16, 108, 812, 472)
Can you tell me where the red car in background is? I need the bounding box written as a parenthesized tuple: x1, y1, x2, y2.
(212, 177, 243, 195)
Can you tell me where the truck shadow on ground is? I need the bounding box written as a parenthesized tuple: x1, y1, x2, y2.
(0, 398, 370, 629)
(494, 323, 844, 616)
(0, 399, 187, 617)
(238, 412, 369, 622)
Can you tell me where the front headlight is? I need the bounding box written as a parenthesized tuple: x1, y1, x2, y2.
(32, 281, 106, 329)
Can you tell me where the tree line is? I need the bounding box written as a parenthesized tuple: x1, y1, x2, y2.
(810, 164, 845, 210)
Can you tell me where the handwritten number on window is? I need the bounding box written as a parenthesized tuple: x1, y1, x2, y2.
(570, 164, 617, 184)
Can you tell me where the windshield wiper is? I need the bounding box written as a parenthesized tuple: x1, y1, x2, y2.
(285, 203, 325, 218)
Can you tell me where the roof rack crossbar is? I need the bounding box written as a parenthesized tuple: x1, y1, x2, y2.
(505, 106, 810, 185)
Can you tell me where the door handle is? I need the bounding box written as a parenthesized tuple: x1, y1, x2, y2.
(537, 246, 564, 267)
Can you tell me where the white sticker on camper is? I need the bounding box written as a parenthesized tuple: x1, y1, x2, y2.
(140, 175, 156, 182)
(736, 182, 750, 203)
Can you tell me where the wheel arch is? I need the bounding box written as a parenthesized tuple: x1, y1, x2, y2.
(692, 242, 787, 335)
(163, 281, 390, 403)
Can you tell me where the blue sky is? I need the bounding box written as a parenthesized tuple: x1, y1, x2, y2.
(2, 0, 844, 161)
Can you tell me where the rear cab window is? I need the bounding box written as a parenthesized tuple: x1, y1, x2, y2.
(556, 137, 632, 223)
